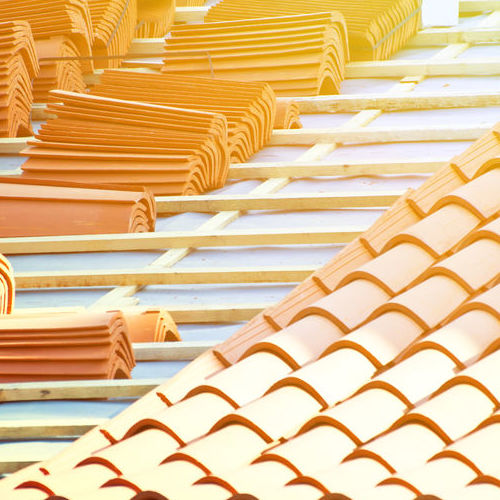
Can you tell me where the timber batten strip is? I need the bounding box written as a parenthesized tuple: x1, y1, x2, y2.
(14, 265, 318, 289)
(0, 379, 164, 402)
(269, 124, 491, 146)
(287, 91, 500, 113)
(155, 191, 403, 214)
(0, 227, 364, 255)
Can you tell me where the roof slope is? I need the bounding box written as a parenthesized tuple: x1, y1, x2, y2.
(2, 122, 499, 500)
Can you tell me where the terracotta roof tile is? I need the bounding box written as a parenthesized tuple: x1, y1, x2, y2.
(430, 167, 500, 220)
(383, 204, 481, 258)
(292, 279, 391, 332)
(293, 457, 391, 497)
(263, 277, 328, 330)
(0, 21, 39, 137)
(348, 422, 446, 472)
(380, 457, 477, 497)
(17, 463, 116, 498)
(359, 193, 421, 256)
(104, 460, 205, 499)
(395, 383, 496, 442)
(0, 177, 156, 236)
(204, 0, 420, 61)
(407, 165, 467, 218)
(323, 311, 422, 367)
(368, 275, 469, 330)
(160, 13, 348, 97)
(337, 242, 435, 296)
(403, 309, 500, 367)
(21, 90, 230, 196)
(241, 315, 343, 369)
(420, 238, 500, 294)
(314, 237, 374, 291)
(187, 351, 292, 406)
(433, 421, 500, 477)
(79, 428, 180, 476)
(257, 424, 357, 475)
(365, 349, 458, 406)
(163, 424, 268, 474)
(212, 386, 322, 442)
(197, 460, 296, 497)
(92, 71, 277, 163)
(269, 348, 377, 408)
(302, 387, 408, 445)
(125, 392, 236, 444)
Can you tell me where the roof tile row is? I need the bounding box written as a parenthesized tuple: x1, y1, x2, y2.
(91, 70, 277, 163)
(204, 0, 421, 61)
(0, 21, 39, 137)
(20, 90, 230, 195)
(160, 13, 348, 97)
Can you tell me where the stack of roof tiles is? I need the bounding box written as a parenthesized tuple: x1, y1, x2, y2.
(0, 21, 39, 137)
(205, 0, 422, 60)
(136, 0, 175, 38)
(33, 37, 86, 103)
(2, 131, 499, 500)
(0, 177, 156, 236)
(89, 0, 138, 69)
(160, 12, 349, 96)
(274, 100, 303, 129)
(20, 89, 230, 195)
(0, 253, 15, 315)
(91, 70, 276, 162)
(122, 308, 180, 343)
(0, 0, 95, 72)
(0, 311, 135, 383)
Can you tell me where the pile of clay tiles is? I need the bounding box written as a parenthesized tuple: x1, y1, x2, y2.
(34, 37, 86, 103)
(0, 253, 14, 315)
(91, 70, 276, 162)
(20, 89, 229, 195)
(0, 0, 93, 102)
(160, 12, 349, 96)
(89, 0, 138, 69)
(0, 311, 136, 382)
(0, 177, 156, 237)
(136, 0, 175, 38)
(0, 21, 39, 137)
(4, 125, 500, 500)
(205, 0, 422, 60)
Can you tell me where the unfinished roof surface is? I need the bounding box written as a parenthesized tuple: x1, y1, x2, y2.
(0, 1, 499, 499)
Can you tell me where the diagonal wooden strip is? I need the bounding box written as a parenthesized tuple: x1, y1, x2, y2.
(0, 418, 107, 439)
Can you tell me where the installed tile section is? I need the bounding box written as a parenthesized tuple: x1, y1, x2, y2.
(5, 122, 499, 499)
